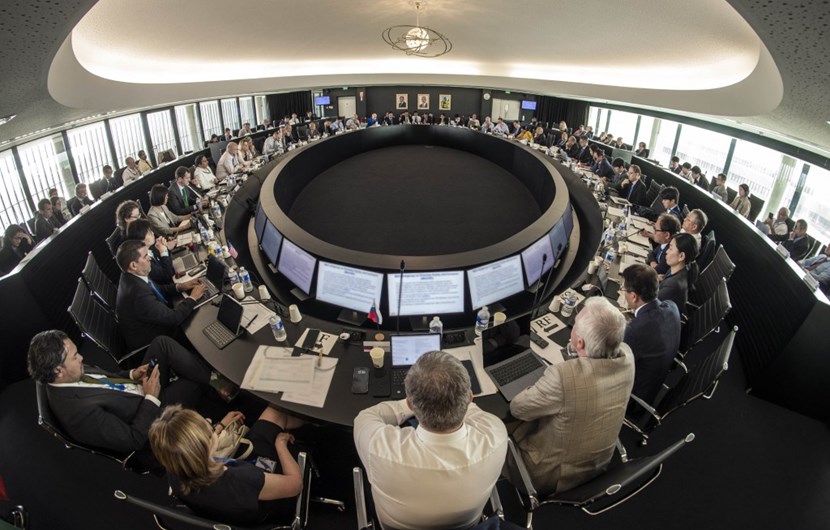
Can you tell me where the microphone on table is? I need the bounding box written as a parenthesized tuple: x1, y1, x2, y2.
(396, 259, 405, 335)
(529, 254, 552, 319)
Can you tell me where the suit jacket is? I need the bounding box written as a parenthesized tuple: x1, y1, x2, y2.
(147, 206, 180, 237)
(658, 268, 689, 316)
(647, 243, 670, 275)
(624, 300, 681, 403)
(149, 248, 175, 285)
(67, 196, 93, 216)
(784, 236, 810, 261)
(34, 214, 55, 242)
(46, 366, 160, 453)
(167, 184, 195, 216)
(116, 272, 196, 351)
(510, 347, 635, 496)
(623, 180, 647, 206)
(692, 174, 710, 190)
(594, 158, 614, 179)
(576, 145, 593, 164)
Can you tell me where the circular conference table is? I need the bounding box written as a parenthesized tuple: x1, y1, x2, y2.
(184, 126, 602, 427)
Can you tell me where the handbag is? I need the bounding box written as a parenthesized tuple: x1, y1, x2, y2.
(214, 421, 253, 460)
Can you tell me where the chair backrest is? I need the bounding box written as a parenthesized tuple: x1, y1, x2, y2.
(646, 182, 664, 210)
(682, 279, 731, 354)
(658, 327, 736, 419)
(81, 253, 118, 312)
(695, 230, 717, 271)
(682, 203, 690, 218)
(691, 245, 734, 305)
(805, 235, 821, 259)
(68, 279, 134, 365)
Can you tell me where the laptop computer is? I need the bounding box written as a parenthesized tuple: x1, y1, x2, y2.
(481, 315, 549, 401)
(202, 294, 245, 349)
(389, 334, 442, 397)
(610, 196, 632, 207)
(193, 255, 226, 308)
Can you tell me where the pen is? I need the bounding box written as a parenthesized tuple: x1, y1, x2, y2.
(318, 350, 323, 368)
(246, 314, 258, 328)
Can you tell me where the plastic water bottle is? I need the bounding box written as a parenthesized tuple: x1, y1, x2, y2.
(561, 293, 577, 318)
(475, 306, 490, 336)
(429, 316, 443, 336)
(239, 267, 253, 292)
(213, 201, 222, 221)
(269, 315, 287, 342)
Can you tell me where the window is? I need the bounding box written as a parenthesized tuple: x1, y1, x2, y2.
(728, 140, 783, 202)
(793, 164, 830, 245)
(598, 108, 610, 136)
(66, 122, 113, 184)
(200, 101, 222, 140)
(635, 116, 656, 152)
(146, 110, 177, 156)
(239, 97, 256, 127)
(175, 104, 202, 153)
(255, 95, 270, 124)
(606, 110, 638, 146)
(221, 98, 240, 132)
(0, 151, 31, 229)
(17, 135, 73, 203)
(652, 119, 681, 166)
(109, 114, 147, 166)
(675, 124, 732, 179)
(588, 106, 600, 131)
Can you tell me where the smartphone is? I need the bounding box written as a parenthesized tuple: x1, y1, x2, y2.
(148, 357, 158, 374)
(352, 367, 369, 394)
(768, 212, 774, 219)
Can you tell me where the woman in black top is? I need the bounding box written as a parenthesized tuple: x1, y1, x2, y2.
(150, 405, 304, 527)
(658, 232, 700, 316)
(0, 225, 34, 275)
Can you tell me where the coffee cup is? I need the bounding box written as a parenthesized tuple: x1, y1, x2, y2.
(587, 261, 597, 275)
(493, 312, 506, 327)
(258, 285, 270, 300)
(289, 304, 302, 323)
(232, 282, 245, 300)
(369, 347, 385, 368)
(549, 296, 562, 313)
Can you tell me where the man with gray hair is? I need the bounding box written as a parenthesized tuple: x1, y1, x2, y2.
(353, 351, 507, 530)
(510, 297, 635, 496)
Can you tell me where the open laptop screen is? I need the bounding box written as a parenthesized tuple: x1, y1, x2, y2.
(217, 295, 244, 334)
(391, 334, 441, 366)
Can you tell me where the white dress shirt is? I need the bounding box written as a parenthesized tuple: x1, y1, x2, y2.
(122, 167, 142, 184)
(215, 151, 238, 180)
(354, 400, 507, 530)
(194, 166, 216, 189)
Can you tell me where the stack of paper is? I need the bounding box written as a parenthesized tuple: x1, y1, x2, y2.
(241, 346, 339, 408)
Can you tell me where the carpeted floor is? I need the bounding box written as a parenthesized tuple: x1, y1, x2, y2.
(288, 145, 542, 255)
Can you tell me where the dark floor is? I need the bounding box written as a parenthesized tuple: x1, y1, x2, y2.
(288, 145, 541, 255)
(2, 333, 829, 530)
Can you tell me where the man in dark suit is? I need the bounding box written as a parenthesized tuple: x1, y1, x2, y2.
(783, 219, 810, 261)
(616, 164, 647, 206)
(689, 166, 709, 190)
(27, 330, 234, 454)
(576, 137, 593, 165)
(115, 240, 205, 351)
(67, 182, 94, 216)
(591, 150, 614, 180)
(660, 186, 684, 222)
(645, 214, 681, 275)
(166, 166, 200, 216)
(620, 264, 681, 404)
(33, 198, 58, 242)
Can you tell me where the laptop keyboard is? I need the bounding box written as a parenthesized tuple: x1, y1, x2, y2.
(391, 368, 408, 386)
(489, 353, 545, 387)
(203, 321, 236, 348)
(199, 278, 219, 298)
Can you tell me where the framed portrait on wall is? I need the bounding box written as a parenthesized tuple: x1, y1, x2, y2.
(396, 94, 408, 109)
(417, 94, 429, 110)
(439, 94, 452, 111)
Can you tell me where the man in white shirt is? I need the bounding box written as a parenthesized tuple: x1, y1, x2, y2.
(216, 141, 244, 180)
(238, 122, 254, 136)
(262, 130, 283, 157)
(493, 118, 510, 135)
(354, 351, 507, 530)
(122, 157, 142, 184)
(681, 208, 707, 247)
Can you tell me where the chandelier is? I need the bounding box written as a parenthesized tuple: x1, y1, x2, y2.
(382, 2, 452, 58)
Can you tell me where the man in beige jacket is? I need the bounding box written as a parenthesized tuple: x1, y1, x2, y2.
(509, 297, 635, 496)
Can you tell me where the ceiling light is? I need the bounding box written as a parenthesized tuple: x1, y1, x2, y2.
(382, 2, 452, 58)
(0, 114, 17, 126)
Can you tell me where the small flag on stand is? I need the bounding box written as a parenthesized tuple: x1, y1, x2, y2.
(368, 299, 383, 326)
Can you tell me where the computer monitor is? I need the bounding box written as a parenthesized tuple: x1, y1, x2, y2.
(391, 334, 442, 366)
(254, 206, 267, 241)
(387, 271, 465, 316)
(548, 219, 569, 262)
(277, 238, 317, 295)
(316, 261, 384, 313)
(520, 100, 537, 111)
(521, 234, 554, 286)
(562, 203, 574, 238)
(260, 219, 283, 267)
(467, 255, 525, 309)
(612, 147, 633, 164)
(314, 95, 331, 106)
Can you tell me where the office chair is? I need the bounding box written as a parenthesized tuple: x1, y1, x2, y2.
(695, 230, 717, 271)
(689, 245, 734, 307)
(625, 327, 736, 445)
(68, 279, 150, 366)
(352, 467, 510, 530)
(81, 252, 118, 312)
(682, 203, 690, 218)
(679, 279, 731, 357)
(503, 435, 694, 528)
(114, 452, 310, 530)
(35, 380, 146, 474)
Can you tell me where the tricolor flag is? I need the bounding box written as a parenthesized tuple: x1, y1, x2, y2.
(368, 299, 383, 325)
(227, 242, 239, 259)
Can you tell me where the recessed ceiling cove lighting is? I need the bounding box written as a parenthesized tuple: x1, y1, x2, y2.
(0, 114, 17, 126)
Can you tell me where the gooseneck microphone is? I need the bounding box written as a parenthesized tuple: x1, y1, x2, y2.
(534, 253, 557, 319)
(529, 253, 548, 320)
(396, 259, 405, 334)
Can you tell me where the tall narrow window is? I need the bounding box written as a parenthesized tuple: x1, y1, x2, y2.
(17, 135, 73, 202)
(147, 110, 177, 156)
(0, 151, 32, 228)
(239, 97, 255, 127)
(66, 122, 113, 184)
(109, 114, 147, 166)
(221, 98, 240, 132)
(199, 101, 222, 140)
(175, 104, 202, 152)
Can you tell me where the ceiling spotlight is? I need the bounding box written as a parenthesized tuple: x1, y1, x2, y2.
(382, 2, 452, 58)
(0, 114, 17, 126)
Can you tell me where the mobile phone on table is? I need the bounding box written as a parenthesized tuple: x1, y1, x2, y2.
(352, 367, 369, 394)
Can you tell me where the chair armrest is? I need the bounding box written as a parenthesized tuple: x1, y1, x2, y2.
(505, 439, 539, 511)
(489, 483, 504, 519)
(292, 452, 308, 530)
(630, 393, 658, 418)
(353, 467, 372, 530)
(615, 438, 628, 463)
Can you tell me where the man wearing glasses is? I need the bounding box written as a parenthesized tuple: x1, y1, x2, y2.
(645, 214, 680, 275)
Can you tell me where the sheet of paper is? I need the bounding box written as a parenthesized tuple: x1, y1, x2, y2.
(625, 244, 650, 258)
(176, 232, 194, 245)
(294, 329, 337, 355)
(240, 297, 275, 334)
(362, 341, 390, 353)
(607, 206, 626, 218)
(628, 232, 652, 249)
(282, 357, 339, 408)
(444, 344, 498, 397)
(241, 346, 314, 394)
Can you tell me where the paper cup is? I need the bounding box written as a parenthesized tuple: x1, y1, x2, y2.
(289, 304, 302, 323)
(493, 312, 506, 326)
(232, 282, 245, 300)
(587, 261, 597, 275)
(549, 296, 562, 313)
(258, 285, 270, 300)
(369, 347, 385, 368)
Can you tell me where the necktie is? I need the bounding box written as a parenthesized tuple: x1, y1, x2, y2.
(182, 187, 189, 208)
(148, 279, 168, 305)
(807, 257, 828, 271)
(656, 246, 665, 263)
(626, 182, 635, 200)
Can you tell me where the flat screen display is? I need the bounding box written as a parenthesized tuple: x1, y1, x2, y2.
(467, 255, 525, 309)
(521, 235, 554, 286)
(277, 238, 317, 295)
(387, 271, 465, 316)
(260, 220, 283, 267)
(549, 220, 569, 263)
(391, 334, 442, 366)
(521, 100, 537, 110)
(562, 203, 574, 237)
(254, 206, 267, 241)
(316, 261, 384, 313)
(314, 96, 331, 106)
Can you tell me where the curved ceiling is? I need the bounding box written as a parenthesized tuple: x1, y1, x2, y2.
(1, 0, 829, 160)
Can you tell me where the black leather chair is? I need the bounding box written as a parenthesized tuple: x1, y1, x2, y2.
(67, 279, 149, 365)
(503, 435, 695, 526)
(625, 327, 736, 445)
(114, 451, 310, 530)
(695, 230, 717, 271)
(680, 279, 731, 356)
(36, 380, 145, 473)
(114, 167, 126, 188)
(689, 244, 734, 306)
(81, 252, 118, 312)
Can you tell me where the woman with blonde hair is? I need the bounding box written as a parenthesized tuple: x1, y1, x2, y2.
(149, 404, 305, 526)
